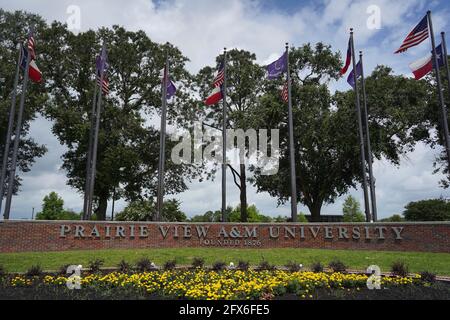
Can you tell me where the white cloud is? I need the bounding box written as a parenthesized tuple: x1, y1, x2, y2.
(1, 0, 449, 220)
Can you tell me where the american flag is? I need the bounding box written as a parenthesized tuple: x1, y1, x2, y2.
(97, 75, 110, 95)
(213, 62, 225, 87)
(395, 15, 429, 54)
(27, 32, 36, 60)
(281, 81, 289, 103)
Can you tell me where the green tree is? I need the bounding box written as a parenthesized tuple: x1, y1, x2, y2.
(115, 198, 186, 222)
(36, 192, 64, 220)
(342, 195, 365, 222)
(380, 214, 404, 222)
(403, 199, 450, 221)
(40, 23, 198, 220)
(250, 44, 430, 222)
(0, 10, 47, 199)
(196, 49, 265, 222)
(190, 207, 232, 222)
(298, 212, 309, 223)
(228, 204, 272, 222)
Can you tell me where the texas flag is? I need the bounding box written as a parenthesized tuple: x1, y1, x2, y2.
(205, 62, 225, 106)
(205, 86, 223, 106)
(409, 44, 444, 80)
(20, 46, 42, 83)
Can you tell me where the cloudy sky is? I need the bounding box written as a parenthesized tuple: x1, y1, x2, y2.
(1, 0, 450, 220)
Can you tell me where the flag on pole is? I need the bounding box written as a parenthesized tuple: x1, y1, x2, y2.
(347, 60, 362, 88)
(267, 51, 288, 80)
(96, 74, 110, 95)
(205, 62, 225, 106)
(96, 49, 109, 95)
(281, 81, 289, 103)
(409, 43, 444, 80)
(394, 15, 429, 54)
(28, 31, 36, 60)
(166, 79, 176, 99)
(341, 37, 352, 75)
(20, 46, 42, 83)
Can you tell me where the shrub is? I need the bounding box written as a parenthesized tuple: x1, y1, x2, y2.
(26, 265, 43, 277)
(164, 260, 177, 271)
(117, 260, 132, 273)
(391, 261, 409, 277)
(88, 259, 104, 274)
(237, 261, 250, 271)
(328, 260, 347, 273)
(256, 260, 275, 271)
(0, 265, 5, 278)
(403, 199, 450, 221)
(191, 257, 205, 269)
(342, 196, 365, 222)
(311, 262, 324, 273)
(285, 261, 302, 272)
(212, 261, 227, 271)
(136, 258, 154, 272)
(420, 271, 436, 283)
(58, 264, 71, 276)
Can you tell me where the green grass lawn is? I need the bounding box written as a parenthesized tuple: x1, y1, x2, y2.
(1, 248, 450, 275)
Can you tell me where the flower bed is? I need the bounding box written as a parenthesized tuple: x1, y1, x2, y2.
(0, 269, 429, 300)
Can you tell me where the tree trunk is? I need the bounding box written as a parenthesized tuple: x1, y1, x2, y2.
(239, 164, 248, 222)
(96, 192, 108, 221)
(308, 201, 322, 222)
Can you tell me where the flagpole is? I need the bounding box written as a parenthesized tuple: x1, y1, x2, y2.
(4, 28, 34, 220)
(427, 12, 450, 172)
(350, 29, 371, 222)
(87, 43, 106, 220)
(82, 81, 99, 220)
(0, 44, 22, 217)
(359, 51, 378, 222)
(156, 54, 169, 222)
(222, 48, 228, 222)
(440, 31, 450, 172)
(286, 43, 298, 222)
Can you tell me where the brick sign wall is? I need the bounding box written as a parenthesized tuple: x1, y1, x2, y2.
(0, 220, 450, 253)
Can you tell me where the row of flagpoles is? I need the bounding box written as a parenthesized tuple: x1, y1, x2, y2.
(1, 27, 42, 220)
(2, 11, 450, 222)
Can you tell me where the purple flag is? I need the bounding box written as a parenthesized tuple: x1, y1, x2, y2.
(96, 47, 108, 76)
(267, 51, 288, 80)
(347, 61, 362, 89)
(166, 79, 177, 99)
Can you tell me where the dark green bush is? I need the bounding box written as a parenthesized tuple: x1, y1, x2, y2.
(135, 258, 154, 272)
(212, 261, 226, 271)
(403, 199, 450, 221)
(256, 260, 275, 271)
(0, 265, 5, 278)
(391, 261, 409, 277)
(191, 257, 205, 269)
(311, 262, 324, 273)
(26, 265, 43, 277)
(58, 264, 71, 276)
(117, 260, 132, 273)
(88, 259, 104, 274)
(420, 271, 436, 283)
(285, 261, 302, 272)
(164, 260, 177, 271)
(328, 260, 347, 273)
(237, 261, 250, 271)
